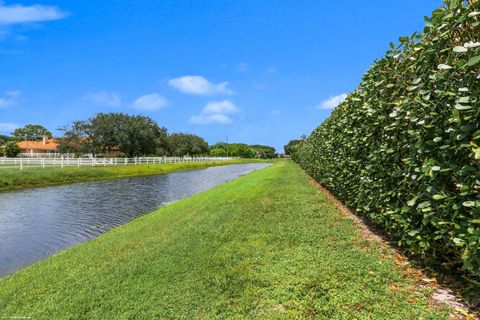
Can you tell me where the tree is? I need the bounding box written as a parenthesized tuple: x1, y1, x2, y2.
(235, 144, 254, 158)
(210, 147, 226, 157)
(92, 113, 168, 157)
(3, 141, 20, 157)
(0, 135, 13, 146)
(284, 139, 302, 156)
(58, 113, 168, 157)
(249, 145, 276, 159)
(58, 121, 100, 156)
(209, 142, 227, 157)
(12, 125, 52, 141)
(209, 142, 254, 158)
(225, 143, 253, 158)
(167, 133, 209, 156)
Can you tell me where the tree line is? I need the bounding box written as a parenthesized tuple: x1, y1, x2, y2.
(0, 113, 277, 158)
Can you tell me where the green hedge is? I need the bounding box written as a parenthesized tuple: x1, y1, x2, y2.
(296, 0, 480, 285)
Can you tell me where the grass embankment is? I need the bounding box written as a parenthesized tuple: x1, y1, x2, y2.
(0, 159, 262, 192)
(0, 161, 448, 319)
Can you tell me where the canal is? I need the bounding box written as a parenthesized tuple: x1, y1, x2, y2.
(0, 163, 269, 276)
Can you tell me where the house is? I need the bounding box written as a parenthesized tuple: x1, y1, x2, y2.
(17, 135, 59, 157)
(17, 135, 122, 157)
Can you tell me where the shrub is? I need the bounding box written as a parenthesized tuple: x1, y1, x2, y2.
(284, 139, 302, 156)
(209, 143, 254, 158)
(3, 141, 20, 157)
(296, 0, 480, 285)
(250, 145, 277, 159)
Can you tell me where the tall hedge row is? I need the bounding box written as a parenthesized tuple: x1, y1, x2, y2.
(296, 0, 480, 284)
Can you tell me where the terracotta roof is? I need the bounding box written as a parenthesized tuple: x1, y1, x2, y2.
(17, 139, 59, 150)
(17, 138, 121, 152)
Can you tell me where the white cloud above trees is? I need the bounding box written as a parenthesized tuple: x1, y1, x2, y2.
(315, 93, 347, 109)
(132, 93, 167, 111)
(0, 2, 68, 25)
(189, 100, 239, 125)
(168, 75, 233, 96)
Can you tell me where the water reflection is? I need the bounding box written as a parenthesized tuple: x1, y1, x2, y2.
(0, 163, 269, 277)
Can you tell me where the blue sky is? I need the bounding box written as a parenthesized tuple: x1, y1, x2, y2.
(0, 0, 442, 152)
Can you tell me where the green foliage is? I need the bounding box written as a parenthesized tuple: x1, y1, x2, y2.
(3, 141, 20, 157)
(209, 145, 227, 157)
(209, 142, 253, 158)
(58, 120, 100, 156)
(249, 144, 277, 159)
(209, 142, 228, 157)
(284, 139, 302, 156)
(209, 142, 276, 158)
(296, 1, 480, 286)
(0, 135, 13, 145)
(59, 113, 168, 157)
(0, 162, 448, 318)
(167, 133, 209, 156)
(12, 124, 52, 141)
(0, 135, 14, 157)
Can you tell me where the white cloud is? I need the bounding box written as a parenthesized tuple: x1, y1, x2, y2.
(85, 91, 121, 107)
(0, 90, 20, 108)
(316, 93, 348, 110)
(202, 100, 239, 115)
(0, 122, 19, 132)
(270, 109, 281, 115)
(189, 114, 232, 125)
(132, 93, 167, 111)
(237, 62, 249, 73)
(168, 75, 233, 96)
(189, 100, 240, 125)
(0, 3, 68, 25)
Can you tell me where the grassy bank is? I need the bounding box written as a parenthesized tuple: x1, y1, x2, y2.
(0, 159, 261, 192)
(0, 161, 448, 319)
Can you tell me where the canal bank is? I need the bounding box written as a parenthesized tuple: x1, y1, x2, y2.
(0, 161, 450, 319)
(0, 159, 264, 192)
(0, 163, 269, 276)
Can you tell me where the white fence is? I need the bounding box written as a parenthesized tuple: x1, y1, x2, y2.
(0, 157, 236, 170)
(19, 153, 62, 158)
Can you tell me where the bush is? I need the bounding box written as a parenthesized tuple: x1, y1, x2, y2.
(167, 133, 209, 156)
(250, 145, 276, 159)
(284, 139, 302, 157)
(3, 141, 20, 157)
(296, 0, 480, 285)
(209, 143, 254, 158)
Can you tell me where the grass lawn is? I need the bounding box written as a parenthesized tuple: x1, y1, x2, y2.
(0, 160, 449, 319)
(0, 159, 262, 192)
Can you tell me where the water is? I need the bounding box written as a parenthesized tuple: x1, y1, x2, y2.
(0, 163, 269, 277)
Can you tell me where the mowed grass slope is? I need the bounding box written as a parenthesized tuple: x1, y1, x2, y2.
(0, 161, 448, 319)
(0, 160, 259, 192)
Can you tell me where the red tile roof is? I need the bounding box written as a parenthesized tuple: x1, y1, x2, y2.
(17, 139, 59, 150)
(17, 138, 121, 152)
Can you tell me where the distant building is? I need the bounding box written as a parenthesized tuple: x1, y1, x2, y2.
(17, 135, 122, 157)
(17, 135, 59, 157)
